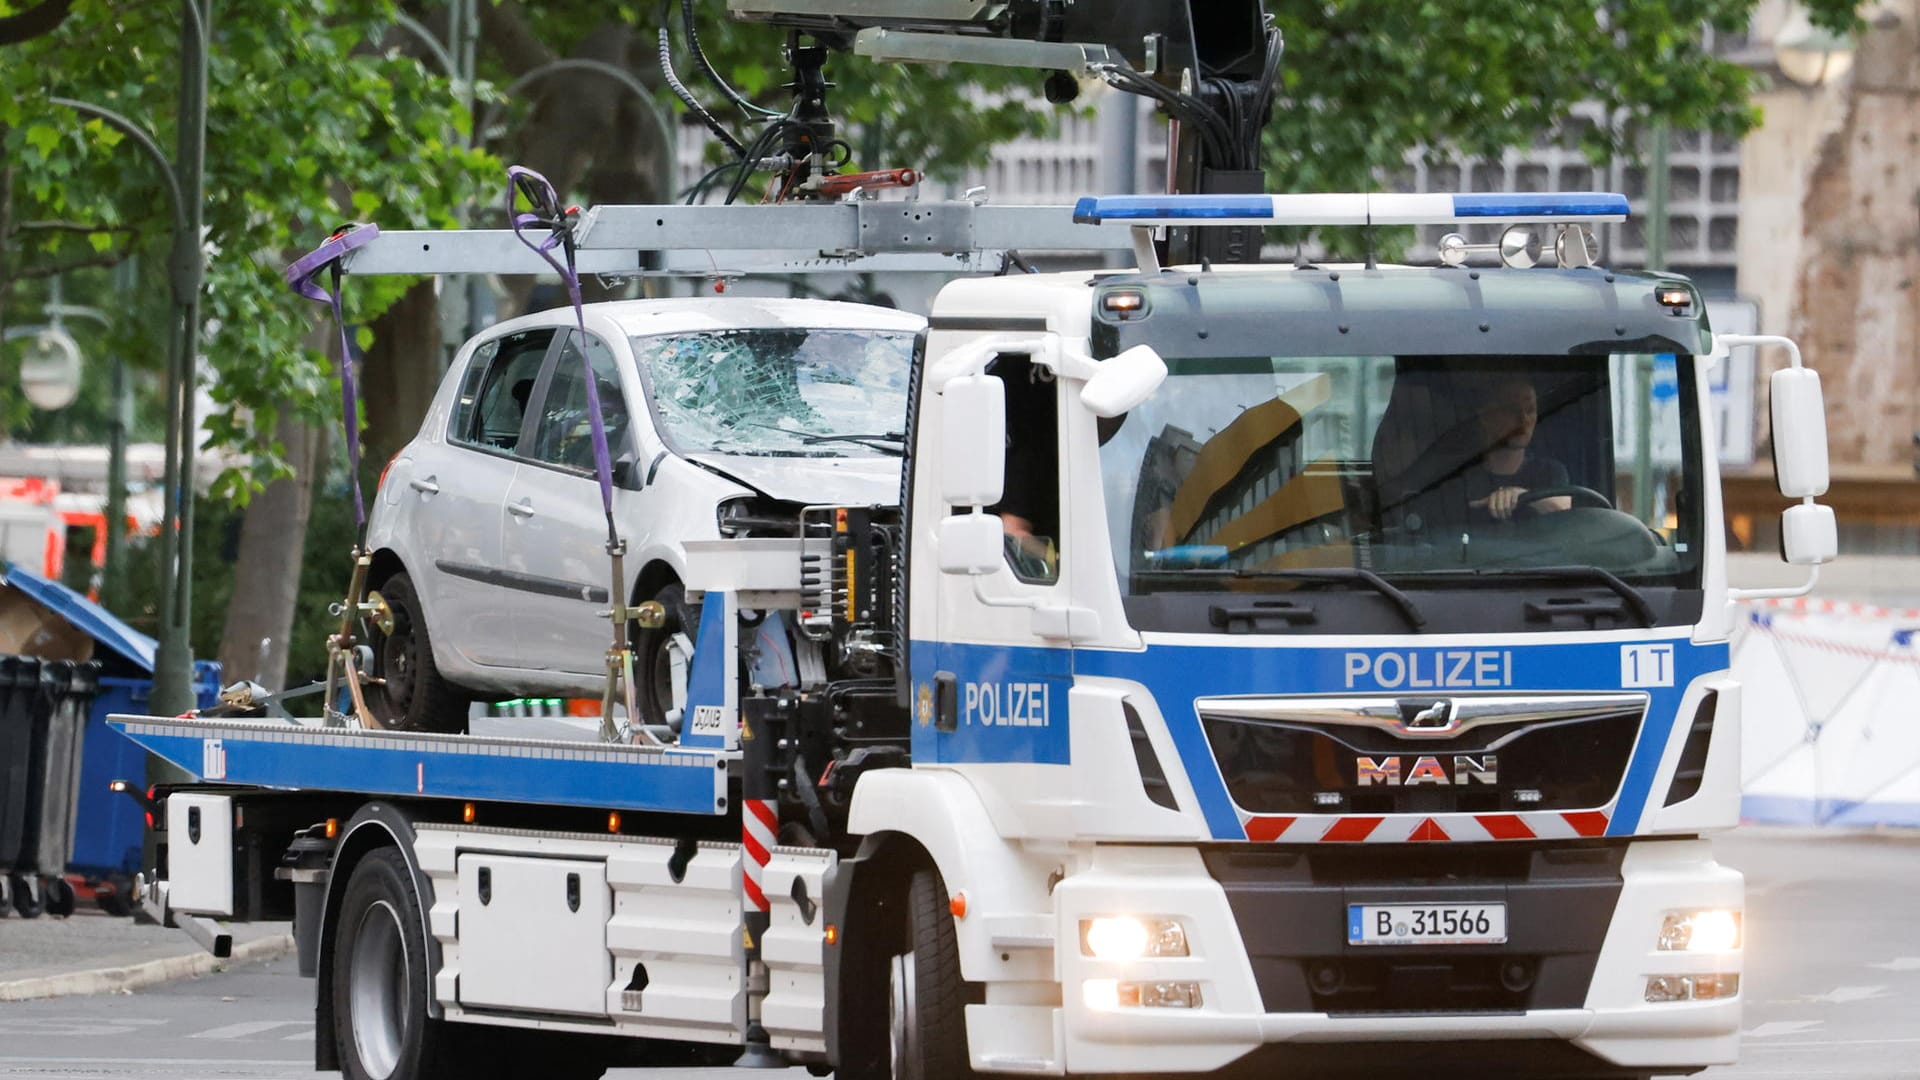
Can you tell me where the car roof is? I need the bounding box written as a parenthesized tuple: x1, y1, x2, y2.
(493, 296, 926, 339)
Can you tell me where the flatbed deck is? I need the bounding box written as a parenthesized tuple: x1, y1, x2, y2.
(109, 715, 734, 816)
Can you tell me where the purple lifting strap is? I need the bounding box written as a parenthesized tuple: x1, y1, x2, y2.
(506, 166, 618, 534)
(285, 224, 382, 529)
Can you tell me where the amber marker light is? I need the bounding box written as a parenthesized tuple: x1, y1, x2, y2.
(950, 892, 968, 919)
(607, 811, 623, 834)
(462, 802, 477, 824)
(825, 925, 840, 946)
(324, 818, 339, 840)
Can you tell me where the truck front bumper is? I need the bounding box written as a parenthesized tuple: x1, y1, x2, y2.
(970, 837, 1742, 1076)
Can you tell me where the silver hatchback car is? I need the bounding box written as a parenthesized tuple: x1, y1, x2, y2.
(362, 297, 924, 731)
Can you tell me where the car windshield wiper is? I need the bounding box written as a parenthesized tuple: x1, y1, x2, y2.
(797, 431, 906, 454)
(742, 423, 905, 455)
(1416, 565, 1656, 627)
(1134, 566, 1426, 631)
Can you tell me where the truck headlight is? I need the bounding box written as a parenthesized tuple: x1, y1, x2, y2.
(1081, 916, 1189, 960)
(1658, 909, 1741, 952)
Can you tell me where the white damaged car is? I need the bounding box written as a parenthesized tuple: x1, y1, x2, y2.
(362, 297, 923, 730)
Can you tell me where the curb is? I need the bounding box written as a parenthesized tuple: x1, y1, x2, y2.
(0, 932, 295, 1003)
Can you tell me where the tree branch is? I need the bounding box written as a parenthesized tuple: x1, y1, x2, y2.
(0, 0, 73, 46)
(14, 249, 133, 278)
(12, 220, 140, 236)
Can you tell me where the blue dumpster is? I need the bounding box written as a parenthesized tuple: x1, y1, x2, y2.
(0, 564, 220, 908)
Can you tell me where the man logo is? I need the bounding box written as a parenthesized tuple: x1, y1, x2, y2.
(1356, 754, 1498, 786)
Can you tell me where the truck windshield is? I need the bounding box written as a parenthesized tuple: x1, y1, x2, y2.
(633, 328, 914, 457)
(1098, 353, 1704, 619)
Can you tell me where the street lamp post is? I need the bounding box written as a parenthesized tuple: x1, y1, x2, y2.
(46, 0, 208, 717)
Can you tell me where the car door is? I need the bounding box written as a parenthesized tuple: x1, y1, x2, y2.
(502, 329, 641, 674)
(411, 326, 559, 667)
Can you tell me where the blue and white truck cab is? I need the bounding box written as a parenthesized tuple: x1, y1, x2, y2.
(121, 192, 1836, 1080)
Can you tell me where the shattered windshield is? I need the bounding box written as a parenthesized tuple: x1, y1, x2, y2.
(633, 328, 915, 457)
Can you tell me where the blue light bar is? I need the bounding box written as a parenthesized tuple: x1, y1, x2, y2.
(1451, 193, 1631, 219)
(1072, 192, 1629, 227)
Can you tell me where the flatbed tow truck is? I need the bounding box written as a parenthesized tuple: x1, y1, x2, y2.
(113, 5, 1842, 1078)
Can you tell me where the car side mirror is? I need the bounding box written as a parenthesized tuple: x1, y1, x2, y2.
(611, 454, 640, 490)
(1081, 345, 1167, 418)
(940, 373, 1006, 507)
(938, 512, 1005, 575)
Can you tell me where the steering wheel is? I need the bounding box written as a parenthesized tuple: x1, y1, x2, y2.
(1517, 484, 1613, 511)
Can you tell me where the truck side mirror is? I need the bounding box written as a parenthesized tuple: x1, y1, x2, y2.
(938, 513, 1005, 575)
(1081, 345, 1167, 418)
(1770, 367, 1829, 499)
(940, 373, 1006, 507)
(1780, 503, 1837, 565)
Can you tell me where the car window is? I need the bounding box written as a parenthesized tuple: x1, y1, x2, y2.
(527, 332, 630, 471)
(450, 329, 556, 451)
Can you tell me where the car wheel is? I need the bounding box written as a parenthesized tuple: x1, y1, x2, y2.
(368, 573, 465, 733)
(634, 583, 699, 730)
(888, 868, 974, 1080)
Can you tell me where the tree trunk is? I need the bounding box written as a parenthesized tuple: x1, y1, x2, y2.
(360, 278, 442, 470)
(216, 414, 327, 690)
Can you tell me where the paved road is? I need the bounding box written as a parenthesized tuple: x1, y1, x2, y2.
(0, 827, 1911, 1079)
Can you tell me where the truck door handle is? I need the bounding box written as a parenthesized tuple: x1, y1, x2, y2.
(409, 477, 440, 495)
(508, 500, 536, 518)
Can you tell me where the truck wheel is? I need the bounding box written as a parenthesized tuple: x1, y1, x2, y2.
(369, 573, 465, 733)
(634, 583, 699, 730)
(331, 848, 468, 1080)
(889, 868, 974, 1080)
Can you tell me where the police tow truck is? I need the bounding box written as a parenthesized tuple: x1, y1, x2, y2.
(116, 1, 1839, 1075)
(116, 184, 1837, 1080)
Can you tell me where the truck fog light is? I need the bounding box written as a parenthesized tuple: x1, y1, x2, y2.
(1645, 975, 1691, 1003)
(1081, 917, 1189, 959)
(1135, 980, 1203, 1009)
(1645, 973, 1739, 1003)
(1658, 909, 1742, 952)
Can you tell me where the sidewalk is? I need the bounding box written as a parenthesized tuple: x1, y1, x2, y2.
(0, 906, 292, 1002)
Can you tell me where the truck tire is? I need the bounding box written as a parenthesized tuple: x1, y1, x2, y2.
(889, 868, 974, 1080)
(331, 848, 470, 1080)
(634, 583, 699, 730)
(368, 573, 465, 733)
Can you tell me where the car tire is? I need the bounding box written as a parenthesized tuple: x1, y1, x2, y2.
(368, 573, 465, 733)
(634, 583, 699, 730)
(888, 868, 975, 1080)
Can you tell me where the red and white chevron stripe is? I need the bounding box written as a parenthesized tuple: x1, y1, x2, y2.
(1241, 807, 1613, 843)
(742, 798, 777, 912)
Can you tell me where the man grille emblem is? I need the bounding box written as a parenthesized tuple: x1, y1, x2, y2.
(1403, 700, 1454, 730)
